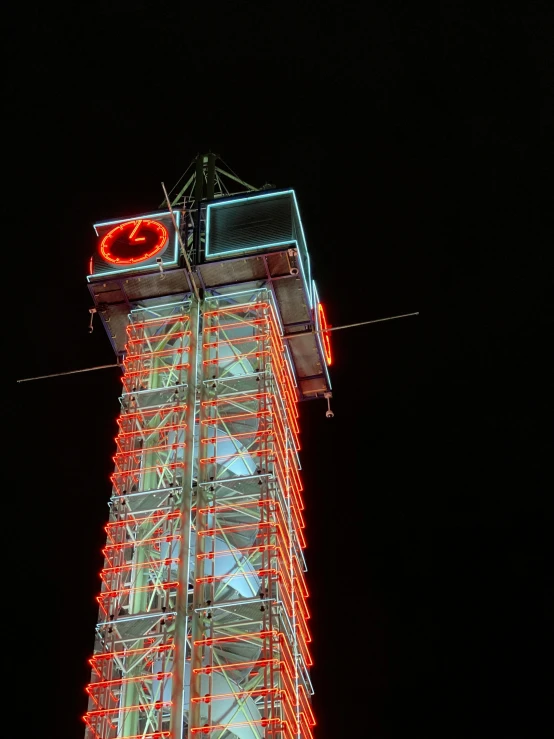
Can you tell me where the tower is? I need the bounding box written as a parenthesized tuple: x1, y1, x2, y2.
(83, 154, 332, 739)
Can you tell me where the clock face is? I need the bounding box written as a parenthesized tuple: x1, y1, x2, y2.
(99, 219, 169, 265)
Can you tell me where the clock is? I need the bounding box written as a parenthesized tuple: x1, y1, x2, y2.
(99, 218, 169, 265)
(88, 211, 179, 281)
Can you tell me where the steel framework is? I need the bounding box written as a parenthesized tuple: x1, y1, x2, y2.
(84, 287, 315, 739)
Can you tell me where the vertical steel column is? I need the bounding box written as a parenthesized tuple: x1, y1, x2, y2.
(84, 300, 194, 739)
(171, 296, 200, 739)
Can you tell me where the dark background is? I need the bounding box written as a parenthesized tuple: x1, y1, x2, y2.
(10, 3, 552, 738)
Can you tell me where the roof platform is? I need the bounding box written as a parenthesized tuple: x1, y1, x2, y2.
(88, 248, 330, 401)
(87, 187, 331, 401)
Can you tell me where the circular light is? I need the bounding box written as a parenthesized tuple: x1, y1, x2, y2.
(99, 219, 169, 265)
(317, 303, 332, 366)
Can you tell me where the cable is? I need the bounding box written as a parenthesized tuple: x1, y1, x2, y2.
(285, 311, 419, 339)
(15, 312, 418, 383)
(16, 363, 121, 383)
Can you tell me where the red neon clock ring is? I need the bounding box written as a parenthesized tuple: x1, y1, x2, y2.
(99, 219, 169, 265)
(317, 303, 332, 366)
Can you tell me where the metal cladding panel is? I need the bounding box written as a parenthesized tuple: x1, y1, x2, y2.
(273, 275, 311, 325)
(265, 250, 291, 277)
(287, 333, 321, 372)
(197, 256, 267, 288)
(299, 375, 328, 397)
(204, 191, 312, 303)
(97, 306, 129, 355)
(88, 269, 193, 355)
(89, 269, 191, 306)
(122, 270, 189, 301)
(206, 193, 293, 257)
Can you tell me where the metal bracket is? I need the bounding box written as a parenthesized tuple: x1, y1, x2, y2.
(88, 307, 97, 334)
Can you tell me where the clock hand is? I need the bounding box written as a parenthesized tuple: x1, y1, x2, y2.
(129, 220, 146, 242)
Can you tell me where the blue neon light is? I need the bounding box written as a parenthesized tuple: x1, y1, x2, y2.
(205, 190, 313, 308)
(290, 190, 312, 307)
(93, 211, 173, 235)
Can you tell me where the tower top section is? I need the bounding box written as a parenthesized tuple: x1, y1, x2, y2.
(86, 153, 332, 400)
(165, 151, 265, 207)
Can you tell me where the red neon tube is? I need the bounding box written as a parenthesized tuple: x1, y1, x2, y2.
(194, 629, 278, 647)
(127, 314, 190, 330)
(203, 302, 269, 318)
(203, 349, 270, 366)
(90, 643, 174, 663)
(203, 317, 268, 332)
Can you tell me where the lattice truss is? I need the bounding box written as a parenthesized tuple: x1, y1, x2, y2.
(84, 290, 315, 739)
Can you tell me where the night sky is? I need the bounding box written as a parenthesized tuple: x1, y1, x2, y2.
(11, 3, 552, 739)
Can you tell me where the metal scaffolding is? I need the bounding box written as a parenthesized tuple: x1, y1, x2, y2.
(84, 287, 314, 739)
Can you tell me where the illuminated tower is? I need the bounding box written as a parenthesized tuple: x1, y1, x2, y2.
(83, 154, 332, 739)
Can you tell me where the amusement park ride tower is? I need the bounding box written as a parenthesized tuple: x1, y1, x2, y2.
(83, 154, 332, 739)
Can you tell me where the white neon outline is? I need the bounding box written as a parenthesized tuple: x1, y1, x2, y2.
(205, 190, 313, 308)
(93, 211, 172, 235)
(290, 190, 312, 307)
(267, 289, 284, 335)
(284, 343, 298, 389)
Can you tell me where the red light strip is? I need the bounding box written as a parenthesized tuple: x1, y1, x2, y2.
(296, 624, 313, 666)
(200, 428, 271, 445)
(200, 448, 268, 465)
(202, 349, 270, 366)
(299, 684, 316, 726)
(113, 440, 186, 462)
(105, 509, 181, 531)
(203, 317, 268, 332)
(116, 424, 187, 442)
(198, 498, 276, 515)
(87, 672, 172, 691)
(279, 636, 297, 679)
(197, 520, 278, 538)
(201, 410, 271, 427)
(126, 329, 191, 347)
(122, 362, 190, 378)
(101, 557, 179, 576)
(190, 717, 281, 734)
(197, 543, 280, 560)
(202, 390, 271, 407)
(127, 315, 190, 331)
(191, 686, 281, 703)
(193, 657, 279, 675)
(203, 302, 269, 318)
(97, 581, 178, 601)
(85, 700, 172, 718)
(91, 734, 170, 739)
(202, 331, 270, 349)
(195, 566, 279, 585)
(110, 461, 183, 482)
(103, 534, 181, 555)
(317, 302, 332, 365)
(282, 690, 300, 735)
(125, 345, 191, 362)
(90, 643, 174, 663)
(117, 404, 188, 422)
(194, 629, 278, 647)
